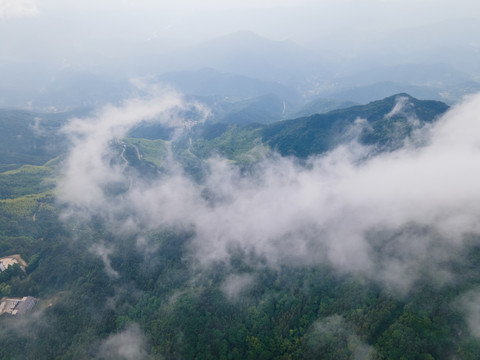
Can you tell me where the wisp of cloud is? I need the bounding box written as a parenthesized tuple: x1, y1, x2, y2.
(57, 90, 480, 293)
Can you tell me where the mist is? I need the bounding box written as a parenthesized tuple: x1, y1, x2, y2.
(96, 324, 149, 360)
(3, 1, 480, 358)
(2, 0, 480, 109)
(56, 90, 480, 293)
(304, 315, 375, 359)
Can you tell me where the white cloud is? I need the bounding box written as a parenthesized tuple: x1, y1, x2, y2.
(57, 87, 208, 216)
(90, 243, 119, 279)
(221, 273, 256, 301)
(0, 0, 38, 18)
(96, 324, 149, 360)
(57, 91, 480, 293)
(305, 315, 376, 359)
(454, 288, 480, 337)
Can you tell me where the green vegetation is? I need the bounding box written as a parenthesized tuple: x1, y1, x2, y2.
(0, 192, 52, 218)
(167, 93, 450, 162)
(124, 137, 168, 167)
(0, 165, 55, 199)
(217, 94, 287, 125)
(0, 109, 70, 169)
(261, 94, 449, 157)
(289, 97, 357, 118)
(1, 94, 477, 359)
(191, 124, 264, 161)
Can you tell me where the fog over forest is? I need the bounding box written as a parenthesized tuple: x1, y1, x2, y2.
(56, 90, 480, 294)
(2, 1, 480, 359)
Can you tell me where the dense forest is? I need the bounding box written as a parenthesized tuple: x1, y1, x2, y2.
(1, 94, 480, 360)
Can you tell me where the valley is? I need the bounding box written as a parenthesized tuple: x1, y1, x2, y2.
(2, 2, 480, 358)
(0, 93, 478, 359)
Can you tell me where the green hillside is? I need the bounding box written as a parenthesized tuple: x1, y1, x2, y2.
(2, 94, 479, 360)
(179, 93, 449, 162)
(261, 94, 449, 157)
(0, 109, 76, 170)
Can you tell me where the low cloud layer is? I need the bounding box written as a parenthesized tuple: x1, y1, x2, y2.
(304, 315, 375, 360)
(96, 324, 149, 360)
(57, 91, 480, 292)
(221, 273, 256, 301)
(57, 89, 207, 218)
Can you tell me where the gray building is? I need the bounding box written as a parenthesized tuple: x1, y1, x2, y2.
(0, 296, 37, 316)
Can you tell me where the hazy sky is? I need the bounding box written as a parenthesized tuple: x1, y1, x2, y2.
(2, 0, 480, 107)
(2, 0, 480, 52)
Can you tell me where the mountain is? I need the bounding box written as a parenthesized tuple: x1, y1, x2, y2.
(363, 19, 480, 75)
(0, 93, 470, 360)
(319, 63, 480, 104)
(214, 94, 292, 125)
(130, 31, 320, 85)
(157, 68, 299, 101)
(0, 109, 76, 170)
(262, 93, 448, 157)
(0, 66, 132, 111)
(335, 63, 470, 89)
(31, 69, 132, 110)
(289, 97, 357, 118)
(325, 81, 447, 105)
(185, 94, 449, 161)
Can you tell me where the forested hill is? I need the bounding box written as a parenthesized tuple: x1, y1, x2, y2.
(261, 93, 449, 157)
(2, 93, 478, 360)
(0, 94, 449, 172)
(188, 93, 449, 161)
(0, 108, 91, 171)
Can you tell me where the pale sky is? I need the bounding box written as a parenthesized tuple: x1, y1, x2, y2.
(3, 0, 480, 43)
(1, 0, 480, 75)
